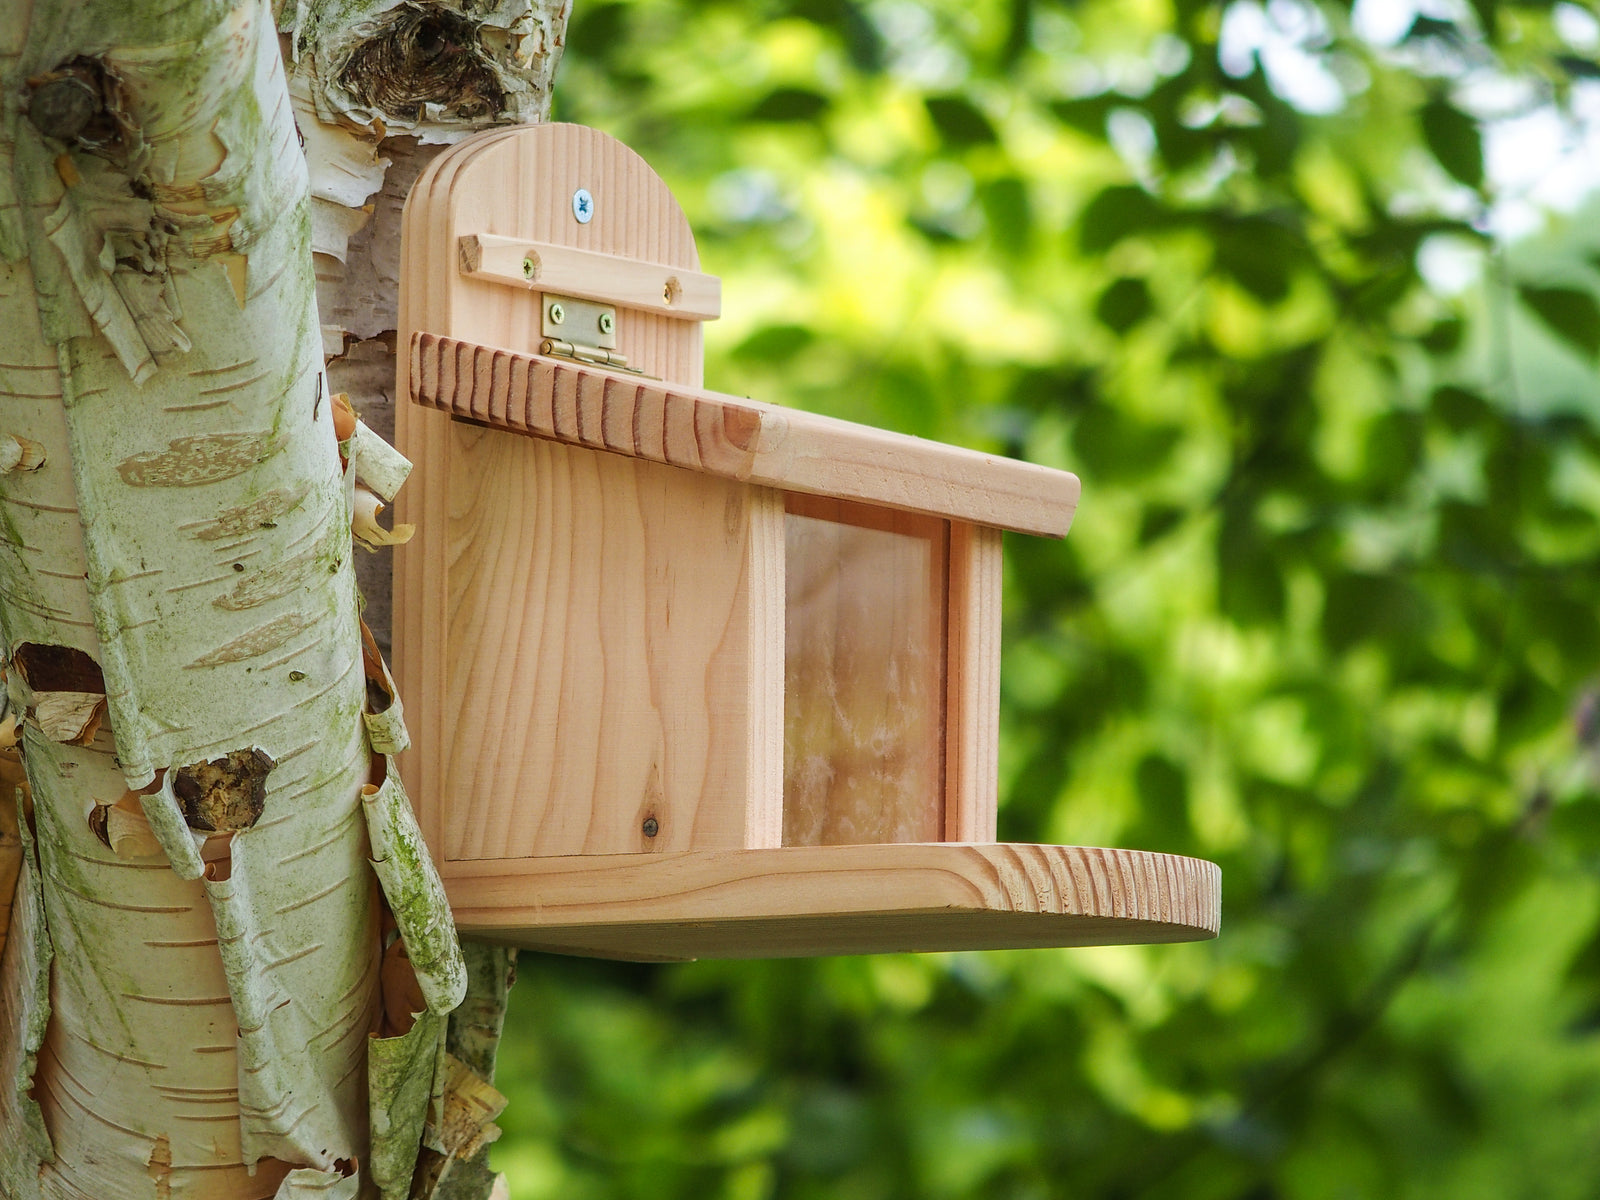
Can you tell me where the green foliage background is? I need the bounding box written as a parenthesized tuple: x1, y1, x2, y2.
(483, 2, 1600, 1196)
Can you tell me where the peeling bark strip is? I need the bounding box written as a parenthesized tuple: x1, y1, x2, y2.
(203, 858, 369, 1173)
(139, 773, 206, 879)
(431, 943, 517, 1199)
(409, 1054, 509, 1198)
(14, 642, 107, 744)
(367, 1008, 446, 1200)
(30, 690, 103, 744)
(0, 434, 46, 473)
(351, 419, 412, 502)
(363, 767, 466, 1016)
(0, 801, 55, 1195)
(12, 642, 103, 694)
(360, 617, 410, 755)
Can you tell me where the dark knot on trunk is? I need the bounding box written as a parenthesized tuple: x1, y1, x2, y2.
(337, 4, 506, 123)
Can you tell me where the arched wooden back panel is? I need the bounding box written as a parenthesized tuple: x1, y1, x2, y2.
(394, 124, 781, 867)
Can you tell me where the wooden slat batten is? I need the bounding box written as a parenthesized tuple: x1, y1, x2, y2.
(442, 842, 1223, 961)
(459, 233, 722, 320)
(409, 331, 1082, 540)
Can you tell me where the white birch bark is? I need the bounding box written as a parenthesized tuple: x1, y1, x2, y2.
(0, 1, 516, 1196)
(278, 7, 569, 1196)
(279, 0, 570, 659)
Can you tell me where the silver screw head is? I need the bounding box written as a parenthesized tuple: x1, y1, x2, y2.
(598, 312, 615, 335)
(521, 256, 536, 280)
(548, 301, 565, 325)
(572, 188, 594, 224)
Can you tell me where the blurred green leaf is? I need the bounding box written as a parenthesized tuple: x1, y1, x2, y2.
(1218, 501, 1286, 625)
(1557, 55, 1600, 81)
(1093, 276, 1153, 333)
(1049, 93, 1118, 138)
(784, 0, 884, 71)
(1137, 503, 1185, 545)
(1076, 185, 1169, 253)
(1212, 216, 1305, 303)
(1070, 403, 1180, 479)
(748, 86, 830, 123)
(1322, 573, 1431, 654)
(1518, 283, 1600, 356)
(980, 176, 1032, 255)
(567, 1, 629, 59)
(1421, 99, 1484, 188)
(1421, 315, 1466, 354)
(732, 323, 815, 362)
(1429, 384, 1493, 431)
(924, 94, 998, 146)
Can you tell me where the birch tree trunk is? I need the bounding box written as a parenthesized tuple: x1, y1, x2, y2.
(279, 4, 568, 1195)
(0, 2, 565, 1198)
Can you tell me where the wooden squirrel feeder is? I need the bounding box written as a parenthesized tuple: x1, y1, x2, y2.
(392, 124, 1220, 961)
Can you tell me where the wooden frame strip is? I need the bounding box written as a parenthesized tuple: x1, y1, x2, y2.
(410, 332, 1082, 539)
(944, 522, 1003, 843)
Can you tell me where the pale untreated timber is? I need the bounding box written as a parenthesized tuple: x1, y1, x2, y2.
(443, 842, 1222, 960)
(459, 233, 721, 320)
(395, 124, 779, 862)
(409, 332, 1082, 539)
(394, 124, 1220, 969)
(438, 423, 780, 860)
(944, 522, 1003, 842)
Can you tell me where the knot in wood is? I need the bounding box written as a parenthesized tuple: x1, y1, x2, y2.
(25, 58, 128, 152)
(27, 75, 97, 141)
(336, 4, 505, 123)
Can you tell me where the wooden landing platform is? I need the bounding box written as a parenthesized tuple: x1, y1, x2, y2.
(442, 842, 1221, 961)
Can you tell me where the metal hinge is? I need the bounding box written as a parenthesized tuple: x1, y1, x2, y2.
(538, 293, 650, 376)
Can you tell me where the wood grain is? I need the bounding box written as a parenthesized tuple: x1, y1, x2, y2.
(944, 522, 1002, 843)
(410, 332, 1081, 539)
(394, 124, 1221, 962)
(442, 842, 1222, 960)
(396, 131, 522, 855)
(440, 422, 780, 859)
(459, 233, 721, 321)
(396, 124, 778, 861)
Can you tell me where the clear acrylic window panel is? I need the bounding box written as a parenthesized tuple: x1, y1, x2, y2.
(783, 496, 949, 846)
